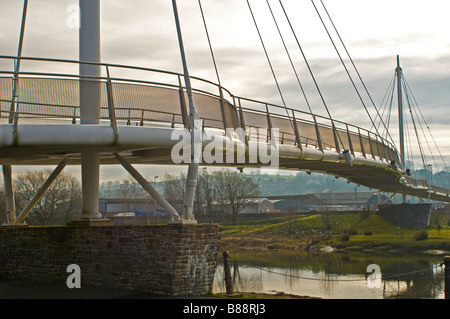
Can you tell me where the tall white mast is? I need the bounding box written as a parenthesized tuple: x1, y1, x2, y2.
(396, 55, 407, 203)
(396, 55, 405, 169)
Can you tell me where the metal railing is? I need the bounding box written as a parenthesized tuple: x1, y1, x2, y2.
(1, 55, 447, 197)
(235, 96, 401, 164)
(0, 56, 399, 160)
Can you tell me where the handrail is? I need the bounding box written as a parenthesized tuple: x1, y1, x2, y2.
(0, 56, 447, 196)
(236, 96, 397, 153)
(0, 55, 398, 160)
(0, 55, 235, 97)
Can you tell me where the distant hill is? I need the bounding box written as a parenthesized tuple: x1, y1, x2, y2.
(246, 169, 449, 196)
(99, 169, 449, 200)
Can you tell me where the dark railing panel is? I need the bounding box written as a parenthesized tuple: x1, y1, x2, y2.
(223, 100, 239, 129)
(269, 116, 295, 145)
(349, 130, 363, 156)
(191, 91, 224, 130)
(112, 82, 181, 116)
(0, 77, 13, 93)
(241, 110, 270, 143)
(317, 125, 338, 150)
(295, 120, 321, 148)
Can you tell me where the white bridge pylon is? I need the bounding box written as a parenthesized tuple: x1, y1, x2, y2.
(1, 1, 449, 226)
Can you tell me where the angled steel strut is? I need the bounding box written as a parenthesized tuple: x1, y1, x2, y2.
(172, 0, 202, 223)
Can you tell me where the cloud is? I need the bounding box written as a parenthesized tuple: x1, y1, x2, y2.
(0, 0, 449, 174)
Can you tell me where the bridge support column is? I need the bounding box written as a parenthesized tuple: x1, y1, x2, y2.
(182, 162, 199, 223)
(78, 0, 103, 221)
(80, 152, 102, 219)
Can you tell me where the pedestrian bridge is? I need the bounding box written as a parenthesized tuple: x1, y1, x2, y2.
(2, 0, 449, 298)
(1, 56, 448, 207)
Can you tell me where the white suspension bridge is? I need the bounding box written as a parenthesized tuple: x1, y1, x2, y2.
(0, 0, 449, 226)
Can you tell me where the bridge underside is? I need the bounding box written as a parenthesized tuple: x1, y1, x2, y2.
(0, 124, 448, 203)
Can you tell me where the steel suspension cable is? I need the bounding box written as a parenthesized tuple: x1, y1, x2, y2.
(380, 74, 407, 162)
(318, 0, 396, 147)
(403, 78, 447, 187)
(198, 0, 222, 87)
(384, 79, 395, 140)
(376, 74, 396, 138)
(403, 99, 415, 169)
(265, 0, 313, 115)
(403, 75, 448, 171)
(407, 88, 435, 171)
(247, 0, 287, 109)
(278, 0, 330, 118)
(402, 80, 430, 181)
(278, 0, 344, 149)
(246, 0, 296, 131)
(311, 0, 383, 140)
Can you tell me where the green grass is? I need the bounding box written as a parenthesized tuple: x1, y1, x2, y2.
(219, 212, 450, 253)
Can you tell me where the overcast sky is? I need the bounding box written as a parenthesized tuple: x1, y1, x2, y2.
(1, 0, 449, 181)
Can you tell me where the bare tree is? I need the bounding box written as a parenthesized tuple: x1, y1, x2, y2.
(14, 169, 81, 225)
(214, 169, 260, 225)
(198, 169, 218, 223)
(163, 173, 186, 213)
(114, 177, 147, 212)
(162, 169, 260, 224)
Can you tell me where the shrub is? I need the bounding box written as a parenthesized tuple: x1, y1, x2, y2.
(413, 230, 428, 241)
(339, 234, 350, 242)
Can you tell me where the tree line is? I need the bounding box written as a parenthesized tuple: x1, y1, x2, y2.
(163, 169, 260, 225)
(2, 166, 447, 226)
(0, 168, 260, 226)
(101, 169, 260, 225)
(0, 170, 81, 226)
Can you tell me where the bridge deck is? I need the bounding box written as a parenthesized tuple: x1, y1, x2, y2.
(0, 56, 448, 202)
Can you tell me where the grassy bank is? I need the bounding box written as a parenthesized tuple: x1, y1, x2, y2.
(219, 211, 450, 254)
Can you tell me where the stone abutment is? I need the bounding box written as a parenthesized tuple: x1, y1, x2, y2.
(0, 224, 221, 296)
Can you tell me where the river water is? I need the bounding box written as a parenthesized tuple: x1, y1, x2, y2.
(212, 249, 447, 299)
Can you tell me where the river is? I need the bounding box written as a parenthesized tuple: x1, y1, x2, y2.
(212, 249, 447, 299)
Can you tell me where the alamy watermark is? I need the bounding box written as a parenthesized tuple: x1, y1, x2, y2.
(66, 264, 81, 288)
(171, 123, 280, 172)
(66, 4, 80, 29)
(366, 264, 382, 288)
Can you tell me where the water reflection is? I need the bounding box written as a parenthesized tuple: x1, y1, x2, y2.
(213, 251, 445, 299)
